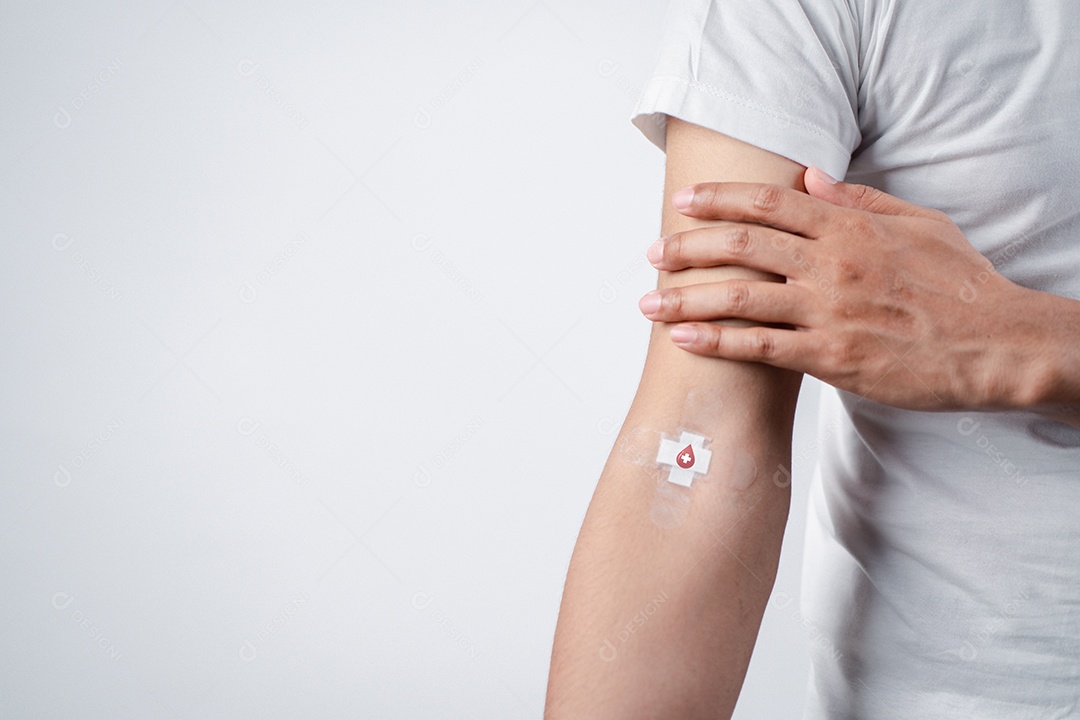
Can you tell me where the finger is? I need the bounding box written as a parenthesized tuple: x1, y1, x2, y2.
(668, 322, 813, 371)
(671, 182, 844, 238)
(804, 166, 951, 222)
(648, 223, 810, 278)
(639, 280, 816, 326)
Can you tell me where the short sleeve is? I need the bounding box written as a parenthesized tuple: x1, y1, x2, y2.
(631, 0, 862, 180)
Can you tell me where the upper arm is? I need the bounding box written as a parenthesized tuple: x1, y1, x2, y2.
(639, 116, 806, 405)
(659, 116, 807, 245)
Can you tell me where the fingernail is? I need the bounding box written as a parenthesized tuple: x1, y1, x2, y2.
(811, 166, 837, 185)
(646, 239, 664, 264)
(671, 187, 694, 210)
(638, 290, 662, 315)
(670, 325, 697, 344)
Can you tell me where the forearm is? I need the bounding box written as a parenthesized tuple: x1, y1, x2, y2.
(545, 327, 800, 719)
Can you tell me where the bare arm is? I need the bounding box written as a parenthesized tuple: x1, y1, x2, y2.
(545, 118, 806, 719)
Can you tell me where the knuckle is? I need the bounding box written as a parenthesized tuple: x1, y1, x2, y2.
(849, 183, 876, 206)
(725, 224, 753, 258)
(752, 184, 784, 214)
(835, 257, 866, 283)
(826, 337, 849, 367)
(662, 287, 684, 316)
(886, 270, 915, 302)
(692, 183, 720, 208)
(830, 336, 861, 372)
(724, 280, 751, 314)
(665, 233, 686, 264)
(748, 328, 775, 360)
(854, 187, 892, 216)
(703, 326, 724, 355)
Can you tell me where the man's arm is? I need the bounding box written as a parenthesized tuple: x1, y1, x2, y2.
(635, 165, 1080, 432)
(545, 117, 805, 719)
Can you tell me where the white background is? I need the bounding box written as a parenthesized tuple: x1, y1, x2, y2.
(0, 1, 824, 716)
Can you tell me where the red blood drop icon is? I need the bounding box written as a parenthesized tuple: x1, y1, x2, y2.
(677, 444, 695, 469)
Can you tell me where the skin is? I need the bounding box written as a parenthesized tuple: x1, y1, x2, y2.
(641, 166, 1080, 429)
(545, 119, 804, 719)
(548, 119, 1080, 718)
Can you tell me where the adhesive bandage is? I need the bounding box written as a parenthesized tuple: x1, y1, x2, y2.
(656, 431, 712, 487)
(614, 388, 758, 528)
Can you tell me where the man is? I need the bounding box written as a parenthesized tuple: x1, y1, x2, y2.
(546, 0, 1080, 717)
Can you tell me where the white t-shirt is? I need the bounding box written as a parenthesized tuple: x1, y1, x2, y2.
(631, 1, 1080, 717)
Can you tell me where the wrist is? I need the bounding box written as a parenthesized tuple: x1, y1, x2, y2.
(1002, 285, 1071, 410)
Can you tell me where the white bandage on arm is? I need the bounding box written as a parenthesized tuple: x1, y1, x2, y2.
(615, 389, 758, 528)
(656, 431, 712, 487)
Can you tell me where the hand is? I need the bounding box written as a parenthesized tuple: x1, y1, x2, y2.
(638, 167, 1044, 411)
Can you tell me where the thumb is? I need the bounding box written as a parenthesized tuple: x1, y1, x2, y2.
(804, 166, 943, 219)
